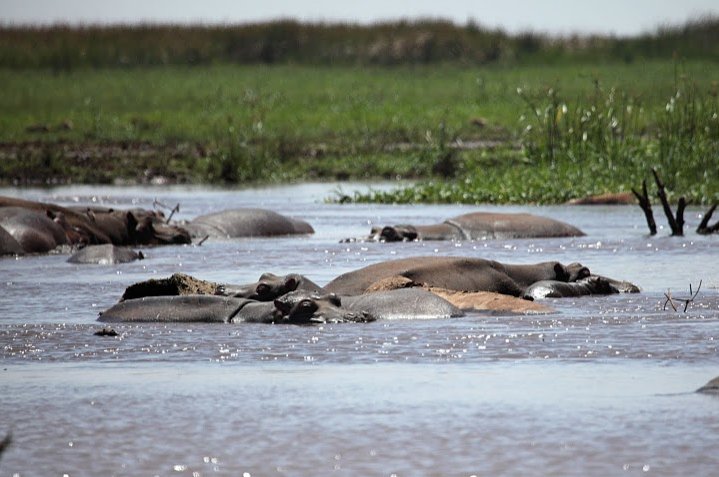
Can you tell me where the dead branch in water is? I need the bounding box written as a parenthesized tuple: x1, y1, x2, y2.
(152, 199, 181, 223)
(663, 280, 702, 312)
(652, 168, 686, 236)
(697, 203, 719, 234)
(631, 178, 657, 235)
(633, 169, 688, 236)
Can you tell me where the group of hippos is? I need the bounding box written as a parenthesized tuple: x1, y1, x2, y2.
(0, 194, 643, 323)
(5, 194, 718, 396)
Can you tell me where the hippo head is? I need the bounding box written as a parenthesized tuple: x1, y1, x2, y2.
(554, 262, 591, 282)
(274, 291, 375, 324)
(131, 212, 192, 245)
(231, 273, 303, 301)
(368, 225, 418, 242)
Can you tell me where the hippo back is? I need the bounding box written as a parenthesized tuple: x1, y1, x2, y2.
(188, 208, 314, 238)
(342, 288, 464, 320)
(0, 225, 24, 255)
(67, 244, 143, 264)
(0, 207, 68, 253)
(447, 212, 584, 239)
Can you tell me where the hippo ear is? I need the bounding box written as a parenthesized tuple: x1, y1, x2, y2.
(328, 293, 342, 307)
(126, 211, 139, 231)
(553, 263, 570, 281)
(256, 283, 271, 297)
(283, 275, 299, 292)
(274, 298, 291, 314)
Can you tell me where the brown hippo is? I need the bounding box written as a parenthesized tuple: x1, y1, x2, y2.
(183, 208, 314, 239)
(346, 211, 584, 242)
(324, 256, 591, 297)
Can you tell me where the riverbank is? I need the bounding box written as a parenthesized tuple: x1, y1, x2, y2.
(2, 61, 717, 203)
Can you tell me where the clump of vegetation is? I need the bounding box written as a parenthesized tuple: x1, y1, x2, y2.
(351, 70, 719, 204)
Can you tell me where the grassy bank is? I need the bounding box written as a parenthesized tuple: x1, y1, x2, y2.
(1, 60, 718, 202)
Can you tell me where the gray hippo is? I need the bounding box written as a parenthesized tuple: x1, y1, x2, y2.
(0, 225, 24, 256)
(0, 206, 69, 253)
(183, 209, 314, 239)
(224, 272, 324, 300)
(697, 376, 719, 394)
(67, 244, 144, 264)
(324, 256, 591, 297)
(98, 294, 374, 324)
(347, 211, 584, 242)
(523, 275, 640, 300)
(275, 288, 464, 321)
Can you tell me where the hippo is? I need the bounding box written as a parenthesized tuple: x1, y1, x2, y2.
(225, 272, 325, 300)
(0, 225, 24, 256)
(98, 294, 373, 324)
(67, 244, 144, 264)
(275, 288, 464, 321)
(346, 211, 584, 242)
(324, 256, 591, 297)
(72, 206, 191, 245)
(523, 275, 640, 300)
(0, 206, 69, 253)
(0, 196, 191, 248)
(565, 192, 636, 205)
(697, 376, 719, 394)
(183, 208, 314, 239)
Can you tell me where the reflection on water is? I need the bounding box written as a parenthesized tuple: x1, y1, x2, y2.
(1, 183, 718, 475)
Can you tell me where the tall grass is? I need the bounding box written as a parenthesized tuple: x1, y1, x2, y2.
(0, 17, 718, 70)
(352, 68, 719, 204)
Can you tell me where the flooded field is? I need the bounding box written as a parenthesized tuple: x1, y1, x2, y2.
(1, 183, 718, 476)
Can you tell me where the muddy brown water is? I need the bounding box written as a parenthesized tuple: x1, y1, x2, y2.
(1, 183, 718, 476)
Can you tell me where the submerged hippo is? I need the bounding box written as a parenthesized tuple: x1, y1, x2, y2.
(324, 256, 591, 297)
(224, 272, 325, 300)
(523, 275, 640, 300)
(347, 211, 584, 242)
(98, 294, 374, 324)
(0, 196, 191, 251)
(67, 244, 144, 265)
(0, 224, 25, 256)
(183, 209, 314, 239)
(275, 288, 464, 321)
(0, 206, 69, 254)
(697, 376, 719, 394)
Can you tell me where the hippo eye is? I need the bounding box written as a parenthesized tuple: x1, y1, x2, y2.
(256, 283, 271, 296)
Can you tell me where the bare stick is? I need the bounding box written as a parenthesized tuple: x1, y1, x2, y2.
(697, 203, 718, 234)
(632, 179, 657, 235)
(165, 203, 180, 224)
(652, 168, 683, 236)
(196, 235, 209, 246)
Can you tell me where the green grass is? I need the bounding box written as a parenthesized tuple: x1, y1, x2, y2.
(1, 60, 718, 202)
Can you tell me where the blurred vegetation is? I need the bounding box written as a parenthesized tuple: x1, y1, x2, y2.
(1, 17, 718, 69)
(0, 19, 718, 203)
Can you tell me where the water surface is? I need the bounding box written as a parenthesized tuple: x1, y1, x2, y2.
(1, 183, 718, 476)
